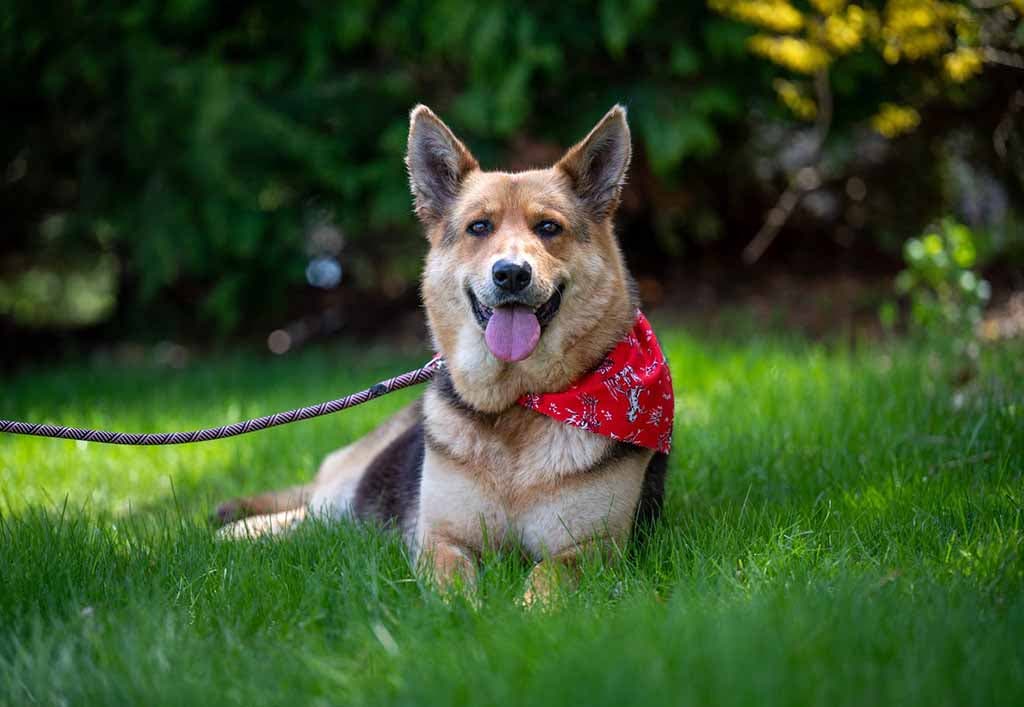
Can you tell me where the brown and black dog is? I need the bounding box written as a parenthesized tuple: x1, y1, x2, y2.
(216, 105, 668, 602)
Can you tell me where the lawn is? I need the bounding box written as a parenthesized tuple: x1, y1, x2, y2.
(1, 324, 1022, 706)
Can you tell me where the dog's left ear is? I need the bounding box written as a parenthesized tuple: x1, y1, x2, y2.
(556, 105, 632, 219)
(406, 105, 479, 224)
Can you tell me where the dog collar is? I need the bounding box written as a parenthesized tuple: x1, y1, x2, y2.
(518, 311, 674, 453)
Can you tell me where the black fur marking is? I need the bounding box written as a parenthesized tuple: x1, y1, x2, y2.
(566, 121, 631, 219)
(575, 219, 591, 244)
(634, 451, 668, 531)
(422, 426, 459, 461)
(409, 139, 460, 219)
(431, 368, 497, 424)
(590, 439, 646, 475)
(353, 421, 425, 530)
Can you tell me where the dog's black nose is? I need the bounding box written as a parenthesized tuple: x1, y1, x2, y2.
(492, 260, 532, 294)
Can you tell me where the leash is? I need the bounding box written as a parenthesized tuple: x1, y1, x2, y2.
(0, 357, 444, 446)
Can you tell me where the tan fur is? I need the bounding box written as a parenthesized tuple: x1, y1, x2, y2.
(218, 507, 308, 540)
(421, 387, 637, 513)
(214, 483, 312, 523)
(522, 538, 612, 607)
(217, 105, 655, 604)
(416, 439, 649, 558)
(421, 168, 635, 413)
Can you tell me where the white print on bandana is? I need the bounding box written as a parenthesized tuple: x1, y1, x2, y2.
(602, 364, 643, 401)
(626, 386, 646, 423)
(596, 356, 616, 376)
(521, 393, 542, 411)
(646, 406, 664, 428)
(563, 393, 602, 432)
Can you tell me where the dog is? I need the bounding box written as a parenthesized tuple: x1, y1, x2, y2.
(215, 105, 671, 603)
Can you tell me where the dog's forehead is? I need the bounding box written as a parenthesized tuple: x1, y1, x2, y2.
(458, 169, 574, 214)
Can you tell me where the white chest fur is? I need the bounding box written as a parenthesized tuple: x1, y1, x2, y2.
(417, 387, 650, 560)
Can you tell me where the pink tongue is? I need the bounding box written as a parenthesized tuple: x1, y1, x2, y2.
(484, 306, 541, 362)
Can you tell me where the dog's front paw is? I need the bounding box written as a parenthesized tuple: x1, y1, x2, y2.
(521, 561, 568, 610)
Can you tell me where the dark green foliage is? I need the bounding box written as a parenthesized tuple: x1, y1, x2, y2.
(1, 2, 1020, 333)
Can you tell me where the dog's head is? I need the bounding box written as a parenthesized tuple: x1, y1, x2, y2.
(408, 105, 636, 410)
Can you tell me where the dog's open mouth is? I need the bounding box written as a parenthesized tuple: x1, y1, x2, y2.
(468, 286, 563, 363)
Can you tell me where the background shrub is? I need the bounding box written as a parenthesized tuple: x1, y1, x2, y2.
(1, 1, 1021, 337)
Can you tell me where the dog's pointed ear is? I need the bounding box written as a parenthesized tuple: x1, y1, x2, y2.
(556, 105, 632, 219)
(406, 105, 479, 224)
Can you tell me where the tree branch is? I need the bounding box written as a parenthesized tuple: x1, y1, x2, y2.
(743, 69, 833, 265)
(993, 89, 1024, 161)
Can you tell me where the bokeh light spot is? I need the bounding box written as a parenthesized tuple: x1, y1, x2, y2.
(267, 329, 292, 355)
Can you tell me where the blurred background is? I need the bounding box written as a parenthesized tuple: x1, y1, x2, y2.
(2, 0, 1022, 367)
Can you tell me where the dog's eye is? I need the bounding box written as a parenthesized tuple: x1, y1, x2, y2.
(466, 220, 492, 237)
(535, 220, 563, 238)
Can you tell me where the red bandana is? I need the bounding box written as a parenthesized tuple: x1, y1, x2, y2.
(518, 311, 674, 453)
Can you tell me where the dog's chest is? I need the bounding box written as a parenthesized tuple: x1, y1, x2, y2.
(419, 390, 643, 556)
(426, 395, 615, 493)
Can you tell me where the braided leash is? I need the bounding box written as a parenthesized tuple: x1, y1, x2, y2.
(0, 357, 444, 446)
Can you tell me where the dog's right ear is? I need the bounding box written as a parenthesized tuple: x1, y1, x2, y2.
(406, 105, 479, 224)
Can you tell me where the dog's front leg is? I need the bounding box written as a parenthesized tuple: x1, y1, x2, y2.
(419, 534, 478, 594)
(522, 538, 616, 607)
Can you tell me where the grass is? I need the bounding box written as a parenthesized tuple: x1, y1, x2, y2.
(1, 324, 1022, 706)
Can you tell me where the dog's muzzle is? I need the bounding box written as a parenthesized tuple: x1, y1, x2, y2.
(467, 285, 564, 331)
